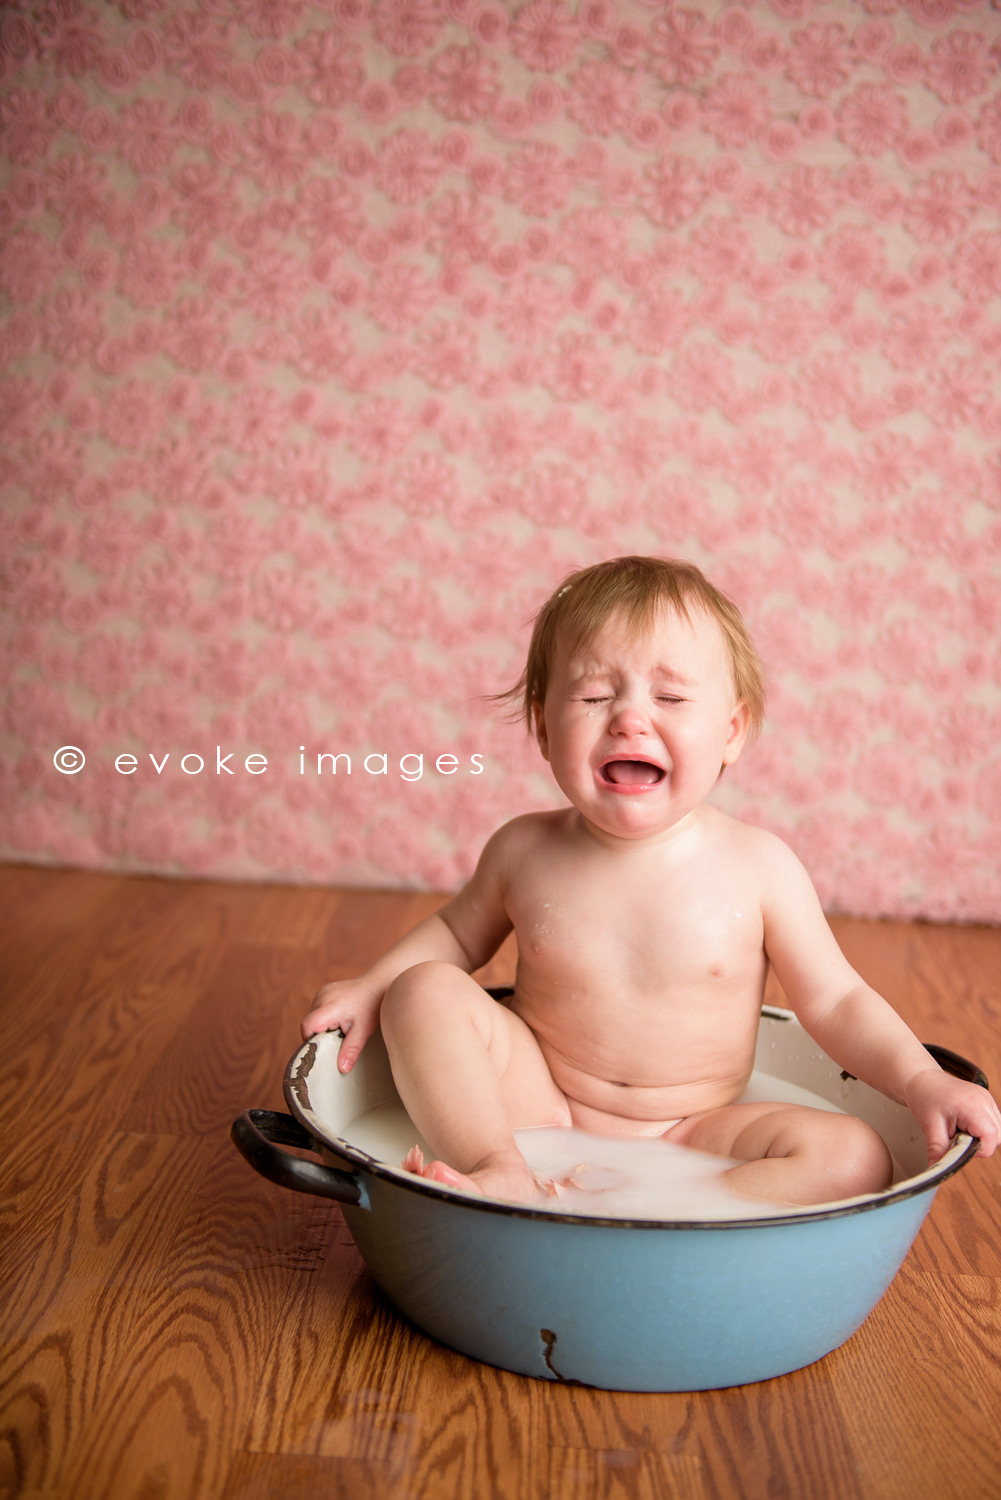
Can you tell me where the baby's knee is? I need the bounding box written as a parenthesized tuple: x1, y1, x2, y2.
(820, 1114, 894, 1198)
(381, 961, 467, 1030)
(386, 958, 459, 993)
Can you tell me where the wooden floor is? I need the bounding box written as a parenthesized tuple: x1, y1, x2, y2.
(1, 864, 999, 1500)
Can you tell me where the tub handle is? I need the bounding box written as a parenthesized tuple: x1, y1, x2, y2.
(925, 1044, 989, 1091)
(231, 1109, 365, 1207)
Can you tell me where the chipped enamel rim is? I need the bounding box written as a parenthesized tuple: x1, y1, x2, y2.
(283, 1005, 984, 1231)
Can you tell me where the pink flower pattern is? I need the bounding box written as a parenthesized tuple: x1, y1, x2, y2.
(924, 31, 994, 106)
(566, 59, 637, 137)
(702, 74, 769, 149)
(510, 0, 579, 74)
(786, 23, 855, 98)
(1, 0, 999, 919)
(428, 45, 500, 121)
(649, 8, 719, 87)
(837, 83, 907, 155)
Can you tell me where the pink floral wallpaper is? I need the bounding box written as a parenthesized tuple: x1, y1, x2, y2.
(1, 0, 999, 921)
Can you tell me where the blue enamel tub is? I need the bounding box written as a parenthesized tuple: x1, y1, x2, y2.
(232, 1001, 986, 1391)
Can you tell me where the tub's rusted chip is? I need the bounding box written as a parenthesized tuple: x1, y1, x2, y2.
(540, 1329, 591, 1386)
(287, 1040, 317, 1108)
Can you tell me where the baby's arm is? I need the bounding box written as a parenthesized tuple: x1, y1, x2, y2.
(760, 837, 1001, 1162)
(301, 823, 514, 1072)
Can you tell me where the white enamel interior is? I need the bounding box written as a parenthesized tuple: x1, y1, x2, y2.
(288, 1008, 973, 1218)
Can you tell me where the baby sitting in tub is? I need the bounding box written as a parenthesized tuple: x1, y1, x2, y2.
(303, 556, 1000, 1206)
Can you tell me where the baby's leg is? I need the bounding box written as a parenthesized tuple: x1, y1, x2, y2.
(380, 961, 571, 1202)
(665, 1102, 893, 1207)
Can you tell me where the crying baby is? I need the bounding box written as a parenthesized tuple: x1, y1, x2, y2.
(303, 557, 1000, 1209)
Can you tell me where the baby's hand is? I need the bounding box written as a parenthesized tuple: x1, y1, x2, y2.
(903, 1065, 1001, 1164)
(301, 979, 382, 1073)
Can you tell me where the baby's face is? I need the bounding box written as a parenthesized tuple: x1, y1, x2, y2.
(533, 606, 750, 845)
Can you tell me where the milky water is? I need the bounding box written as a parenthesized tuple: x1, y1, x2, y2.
(344, 1073, 850, 1220)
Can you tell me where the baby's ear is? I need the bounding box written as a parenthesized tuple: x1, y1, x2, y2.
(721, 699, 751, 768)
(532, 699, 550, 761)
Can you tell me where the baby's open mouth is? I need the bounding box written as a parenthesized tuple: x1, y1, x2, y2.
(598, 759, 665, 787)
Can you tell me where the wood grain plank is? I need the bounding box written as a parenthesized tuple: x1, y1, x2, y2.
(232, 883, 341, 953)
(317, 890, 447, 976)
(0, 880, 126, 1062)
(1, 869, 999, 1500)
(909, 1160, 1001, 1278)
(524, 1383, 699, 1457)
(351, 1354, 536, 1500)
(121, 941, 314, 1136)
(0, 867, 122, 995)
(829, 1261, 1001, 1500)
(548, 1447, 705, 1500)
(0, 863, 116, 928)
(525, 1314, 864, 1498)
(831, 916, 1001, 1281)
(689, 1361, 867, 1500)
(0, 883, 236, 1251)
(912, 1272, 1001, 1419)
(21, 1136, 336, 1500)
(832, 920, 1001, 1071)
(221, 1452, 394, 1500)
(1, 1131, 204, 1495)
(245, 1241, 547, 1498)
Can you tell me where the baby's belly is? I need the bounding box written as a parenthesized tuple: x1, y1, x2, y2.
(538, 1043, 751, 1134)
(563, 1097, 686, 1138)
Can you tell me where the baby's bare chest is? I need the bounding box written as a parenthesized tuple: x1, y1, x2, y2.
(509, 860, 765, 992)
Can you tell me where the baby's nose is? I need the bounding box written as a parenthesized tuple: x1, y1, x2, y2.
(609, 701, 649, 734)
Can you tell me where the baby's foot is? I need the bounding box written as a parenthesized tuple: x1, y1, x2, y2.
(400, 1145, 475, 1191)
(539, 1162, 631, 1199)
(400, 1145, 541, 1203)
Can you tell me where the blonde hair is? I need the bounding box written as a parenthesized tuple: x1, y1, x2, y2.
(502, 556, 766, 740)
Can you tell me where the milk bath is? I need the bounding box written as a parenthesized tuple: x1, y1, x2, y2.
(344, 1071, 867, 1221)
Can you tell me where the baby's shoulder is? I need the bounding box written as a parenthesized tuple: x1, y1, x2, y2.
(485, 809, 570, 860)
(474, 810, 570, 880)
(704, 808, 803, 877)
